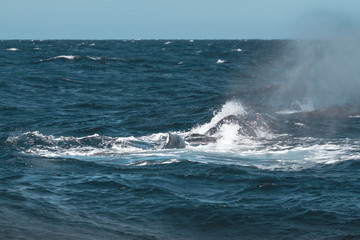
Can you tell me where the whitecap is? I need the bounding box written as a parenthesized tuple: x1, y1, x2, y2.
(231, 48, 242, 52)
(54, 55, 76, 60)
(86, 56, 101, 61)
(5, 48, 19, 51)
(294, 122, 306, 127)
(39, 55, 77, 62)
(164, 41, 172, 45)
(216, 59, 225, 64)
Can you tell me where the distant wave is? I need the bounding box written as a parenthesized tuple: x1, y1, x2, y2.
(4, 48, 19, 51)
(37, 55, 125, 63)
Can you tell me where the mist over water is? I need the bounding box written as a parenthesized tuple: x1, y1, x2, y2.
(273, 39, 360, 110)
(270, 13, 360, 111)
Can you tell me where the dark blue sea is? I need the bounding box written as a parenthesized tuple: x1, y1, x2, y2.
(1, 40, 360, 239)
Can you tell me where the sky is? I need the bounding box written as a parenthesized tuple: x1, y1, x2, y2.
(1, 0, 360, 39)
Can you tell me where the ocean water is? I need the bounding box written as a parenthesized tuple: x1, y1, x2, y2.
(1, 40, 360, 239)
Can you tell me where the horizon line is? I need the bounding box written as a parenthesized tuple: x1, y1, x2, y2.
(0, 38, 328, 41)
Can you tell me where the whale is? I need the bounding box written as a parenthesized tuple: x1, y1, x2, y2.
(163, 113, 270, 148)
(163, 132, 186, 149)
(205, 113, 269, 138)
(162, 104, 360, 149)
(289, 104, 360, 118)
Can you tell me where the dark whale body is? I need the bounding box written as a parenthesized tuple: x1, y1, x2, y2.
(206, 113, 268, 138)
(290, 104, 360, 118)
(163, 132, 186, 149)
(164, 113, 269, 149)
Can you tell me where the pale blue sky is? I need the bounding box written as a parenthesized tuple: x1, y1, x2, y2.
(1, 0, 360, 39)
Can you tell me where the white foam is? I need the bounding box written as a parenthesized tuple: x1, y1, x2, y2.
(212, 123, 242, 150)
(216, 59, 225, 64)
(8, 131, 145, 158)
(294, 122, 306, 127)
(184, 137, 360, 171)
(86, 56, 101, 61)
(349, 115, 360, 118)
(9, 100, 360, 171)
(192, 101, 247, 134)
(39, 55, 105, 62)
(5, 48, 18, 51)
(232, 48, 242, 52)
(10, 129, 360, 171)
(164, 41, 172, 45)
(40, 55, 77, 62)
(54, 55, 76, 60)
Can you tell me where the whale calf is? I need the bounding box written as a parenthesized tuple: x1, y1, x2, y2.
(163, 132, 186, 149)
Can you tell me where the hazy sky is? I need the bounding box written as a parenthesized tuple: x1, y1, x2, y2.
(1, 0, 360, 39)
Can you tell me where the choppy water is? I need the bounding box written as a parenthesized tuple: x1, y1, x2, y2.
(1, 40, 360, 239)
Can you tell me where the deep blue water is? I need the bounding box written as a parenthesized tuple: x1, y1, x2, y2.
(1, 40, 360, 239)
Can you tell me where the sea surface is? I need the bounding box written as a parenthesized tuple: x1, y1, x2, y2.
(1, 40, 360, 239)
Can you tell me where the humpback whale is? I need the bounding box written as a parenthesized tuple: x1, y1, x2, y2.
(289, 104, 360, 118)
(164, 113, 270, 149)
(205, 113, 268, 138)
(163, 132, 186, 149)
(162, 104, 360, 149)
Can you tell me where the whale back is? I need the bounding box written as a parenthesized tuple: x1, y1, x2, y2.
(205, 114, 268, 138)
(163, 132, 186, 149)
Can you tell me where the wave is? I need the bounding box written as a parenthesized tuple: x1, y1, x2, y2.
(7, 132, 359, 171)
(7, 101, 360, 171)
(37, 55, 125, 63)
(4, 48, 19, 51)
(6, 131, 147, 158)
